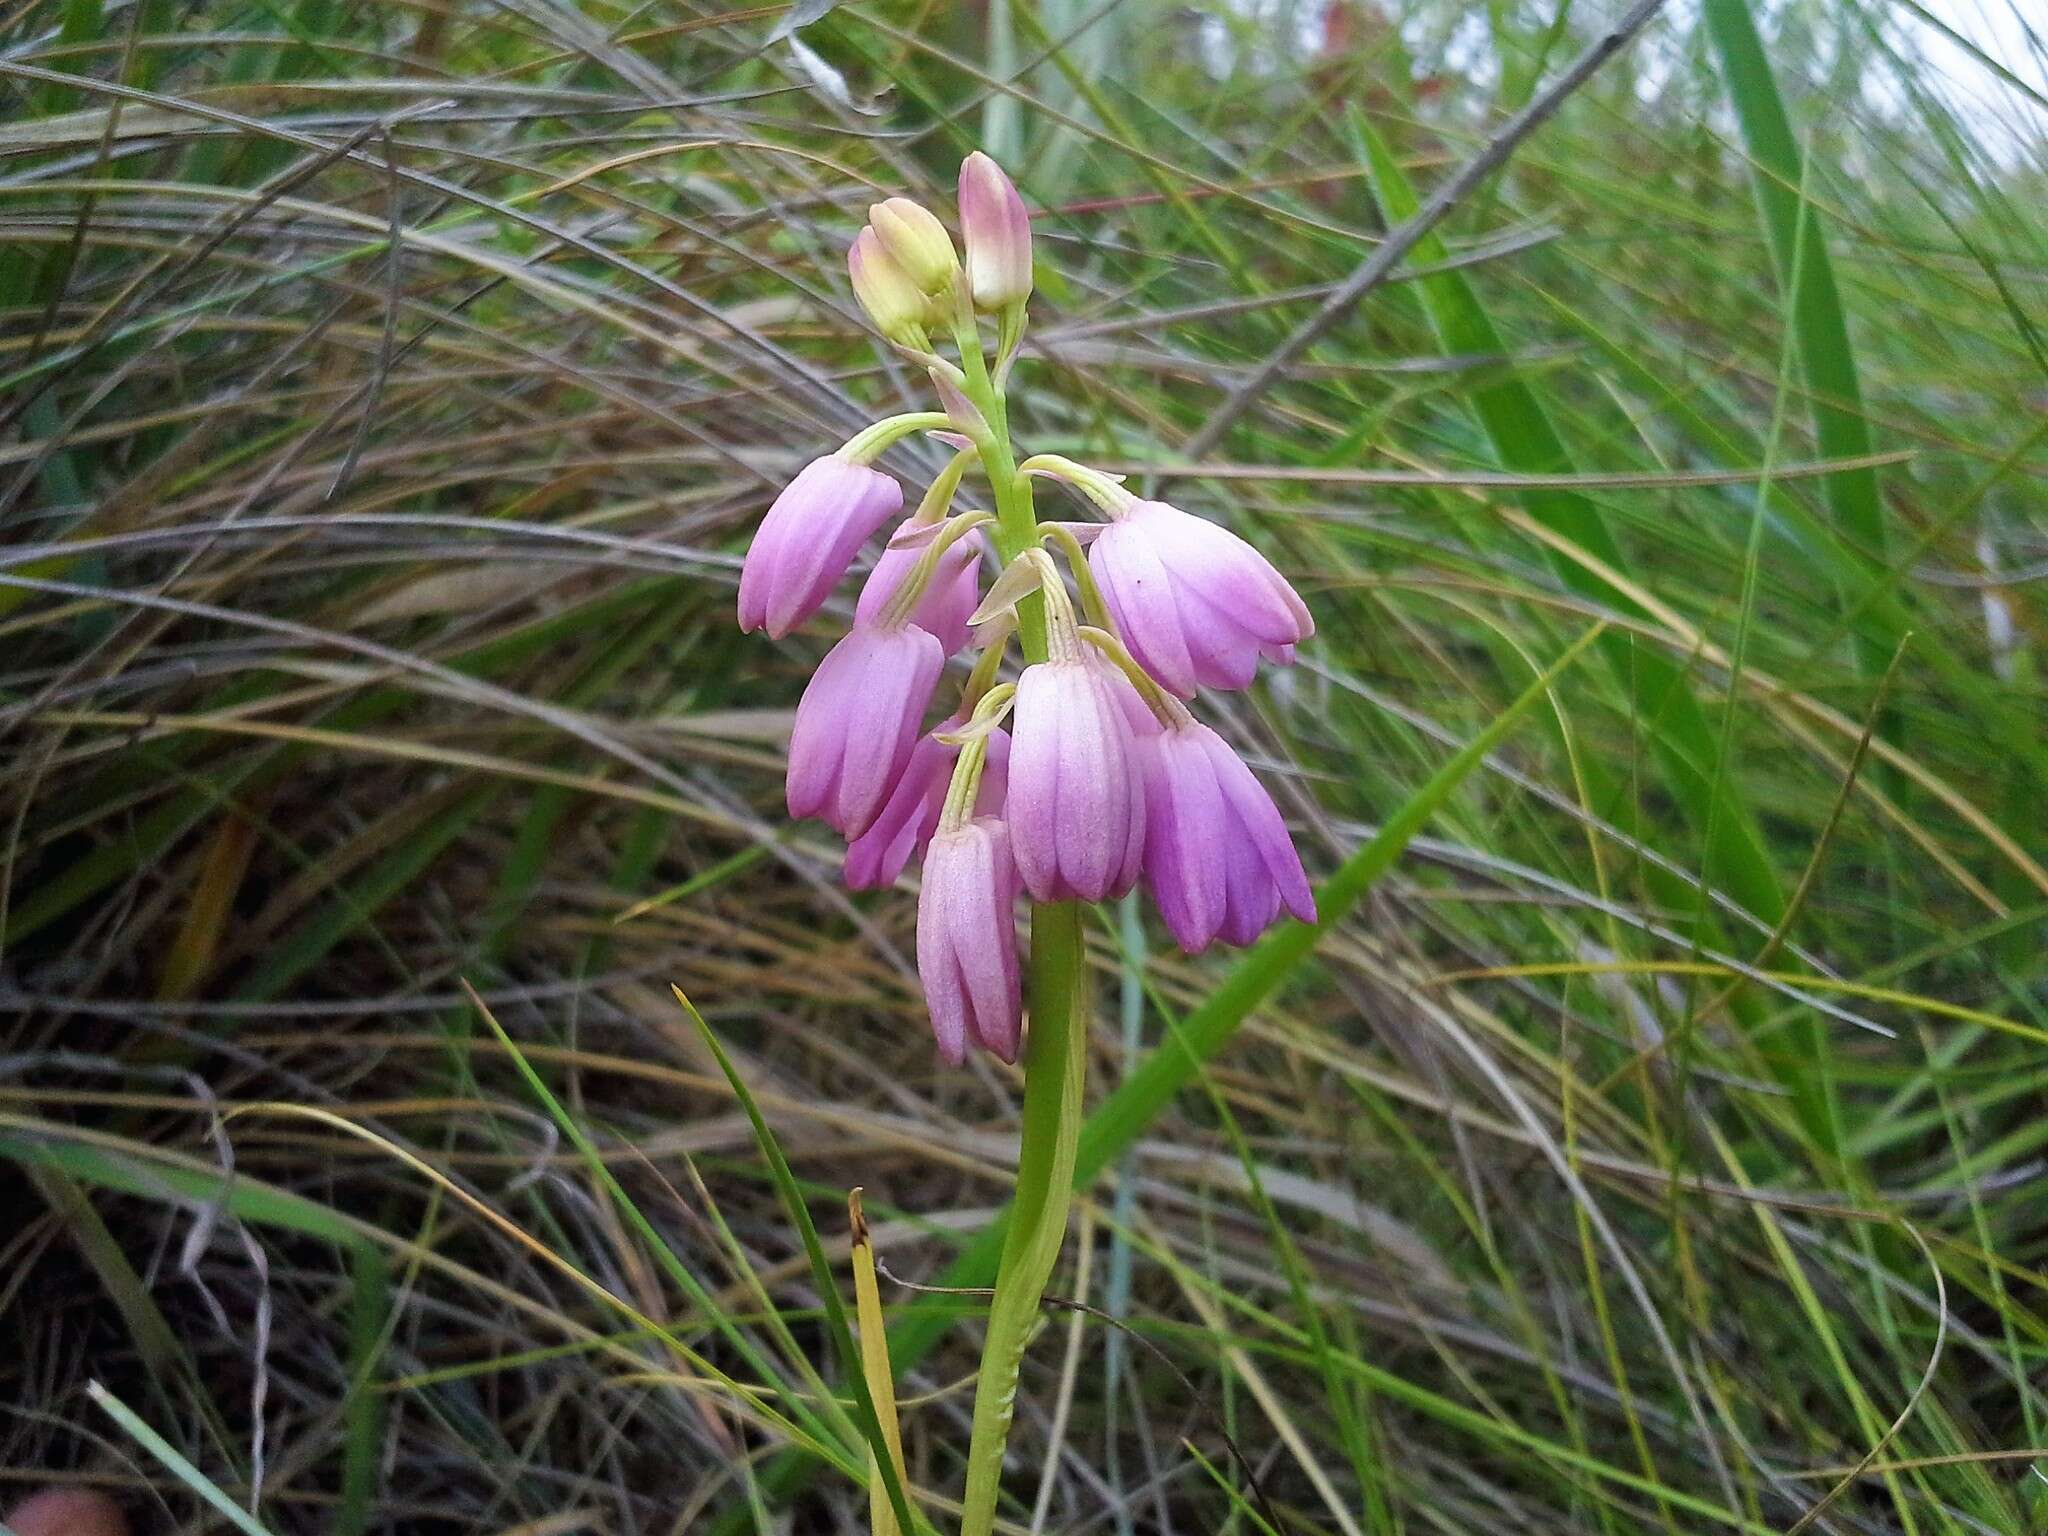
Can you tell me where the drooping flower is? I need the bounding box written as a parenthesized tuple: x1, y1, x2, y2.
(917, 816, 1023, 1064)
(868, 197, 958, 299)
(786, 621, 944, 837)
(845, 720, 1009, 891)
(856, 519, 985, 655)
(1089, 499, 1313, 696)
(1139, 715, 1315, 952)
(958, 151, 1032, 311)
(1006, 651, 1146, 902)
(738, 456, 902, 639)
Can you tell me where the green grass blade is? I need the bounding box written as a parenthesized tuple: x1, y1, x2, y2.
(1351, 112, 1787, 929)
(1700, 0, 1894, 683)
(881, 620, 1606, 1371)
(672, 987, 931, 1536)
(88, 1381, 281, 1536)
(463, 986, 849, 1459)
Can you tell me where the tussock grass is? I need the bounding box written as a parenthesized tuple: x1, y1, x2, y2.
(2, 1, 2044, 1532)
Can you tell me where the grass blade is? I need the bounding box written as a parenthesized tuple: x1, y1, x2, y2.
(672, 987, 930, 1536)
(87, 1381, 280, 1536)
(881, 621, 1607, 1370)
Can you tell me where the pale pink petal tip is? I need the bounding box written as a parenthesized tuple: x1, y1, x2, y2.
(958, 151, 1033, 310)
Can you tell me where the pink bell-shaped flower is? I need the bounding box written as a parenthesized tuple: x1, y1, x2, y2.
(1005, 651, 1146, 903)
(917, 815, 1024, 1064)
(786, 621, 944, 838)
(1089, 499, 1313, 696)
(845, 720, 1009, 891)
(1139, 716, 1315, 952)
(856, 519, 985, 656)
(739, 456, 902, 639)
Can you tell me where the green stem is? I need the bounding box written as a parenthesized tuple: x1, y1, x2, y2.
(958, 899, 1086, 1536)
(955, 318, 1045, 663)
(952, 314, 1090, 1536)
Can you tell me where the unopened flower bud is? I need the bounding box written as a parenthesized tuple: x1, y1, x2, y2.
(869, 197, 958, 299)
(848, 226, 927, 344)
(958, 151, 1032, 312)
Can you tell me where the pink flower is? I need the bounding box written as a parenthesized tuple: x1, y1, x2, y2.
(958, 152, 1032, 311)
(1139, 719, 1315, 952)
(845, 721, 1009, 891)
(856, 519, 985, 655)
(787, 622, 944, 837)
(1006, 654, 1145, 902)
(739, 456, 902, 639)
(917, 817, 1023, 1063)
(1089, 500, 1313, 696)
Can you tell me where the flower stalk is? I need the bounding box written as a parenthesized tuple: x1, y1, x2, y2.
(946, 284, 1091, 1536)
(732, 152, 1316, 1536)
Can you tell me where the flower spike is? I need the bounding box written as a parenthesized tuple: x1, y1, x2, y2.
(738, 152, 1315, 1073)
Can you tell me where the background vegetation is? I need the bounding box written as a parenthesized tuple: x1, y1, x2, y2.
(3, 0, 2045, 1531)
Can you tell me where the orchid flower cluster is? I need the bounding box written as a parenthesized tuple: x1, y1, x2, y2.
(737, 153, 1316, 1067)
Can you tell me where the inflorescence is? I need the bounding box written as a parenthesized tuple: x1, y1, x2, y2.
(737, 152, 1316, 1066)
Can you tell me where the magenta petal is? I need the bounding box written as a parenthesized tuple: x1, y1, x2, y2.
(1091, 518, 1199, 697)
(739, 457, 903, 638)
(975, 728, 1011, 818)
(1139, 719, 1312, 951)
(1139, 730, 1227, 952)
(1089, 500, 1311, 694)
(787, 624, 944, 837)
(844, 732, 950, 891)
(917, 818, 1022, 1064)
(1212, 736, 1316, 928)
(856, 521, 985, 655)
(1006, 656, 1146, 902)
(844, 722, 1009, 890)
